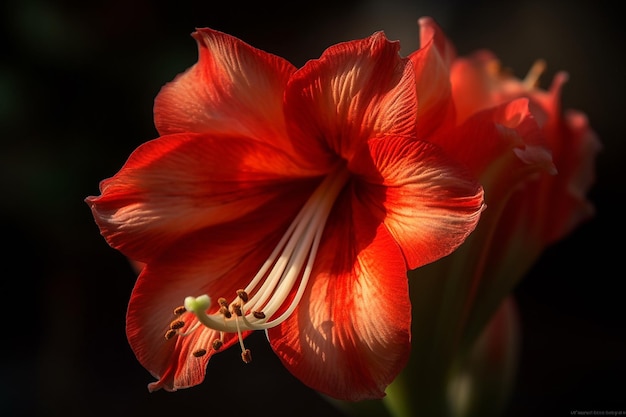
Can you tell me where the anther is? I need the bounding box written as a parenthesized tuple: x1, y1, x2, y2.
(212, 339, 224, 351)
(219, 306, 232, 319)
(173, 306, 186, 316)
(169, 320, 185, 330)
(241, 349, 252, 364)
(232, 303, 243, 317)
(164, 329, 177, 340)
(218, 298, 228, 307)
(192, 349, 207, 357)
(253, 311, 266, 319)
(236, 289, 249, 302)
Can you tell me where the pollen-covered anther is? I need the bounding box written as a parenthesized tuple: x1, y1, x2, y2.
(241, 349, 252, 364)
(192, 348, 207, 357)
(212, 339, 224, 351)
(218, 297, 228, 307)
(232, 303, 243, 317)
(219, 306, 232, 319)
(253, 311, 265, 319)
(173, 306, 186, 316)
(164, 329, 177, 340)
(169, 320, 185, 330)
(236, 289, 249, 302)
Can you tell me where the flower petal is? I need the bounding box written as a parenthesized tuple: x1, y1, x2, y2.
(284, 31, 417, 163)
(268, 196, 411, 401)
(349, 135, 485, 270)
(494, 109, 601, 251)
(548, 110, 601, 240)
(431, 98, 557, 195)
(409, 17, 457, 138)
(85, 132, 319, 261)
(126, 203, 297, 391)
(154, 28, 297, 152)
(522, 73, 602, 244)
(449, 50, 502, 124)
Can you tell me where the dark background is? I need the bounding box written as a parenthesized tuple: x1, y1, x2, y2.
(1, 0, 624, 416)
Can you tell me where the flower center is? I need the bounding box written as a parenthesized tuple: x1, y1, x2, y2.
(173, 166, 349, 361)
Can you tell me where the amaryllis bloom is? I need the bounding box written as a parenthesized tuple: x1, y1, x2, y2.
(450, 49, 601, 257)
(85, 27, 486, 401)
(433, 36, 601, 346)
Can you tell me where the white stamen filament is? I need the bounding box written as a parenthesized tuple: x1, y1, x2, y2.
(184, 167, 349, 334)
(522, 59, 546, 89)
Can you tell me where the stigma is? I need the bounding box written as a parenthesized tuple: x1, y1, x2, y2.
(168, 167, 349, 361)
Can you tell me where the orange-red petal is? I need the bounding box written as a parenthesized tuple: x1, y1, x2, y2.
(493, 109, 601, 252)
(153, 28, 297, 153)
(349, 135, 485, 270)
(284, 31, 417, 163)
(409, 17, 457, 138)
(268, 195, 411, 401)
(431, 98, 556, 195)
(85, 132, 320, 262)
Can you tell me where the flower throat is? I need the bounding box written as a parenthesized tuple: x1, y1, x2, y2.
(165, 167, 350, 362)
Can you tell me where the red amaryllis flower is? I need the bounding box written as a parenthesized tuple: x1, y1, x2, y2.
(450, 50, 601, 253)
(430, 42, 601, 345)
(85, 28, 485, 400)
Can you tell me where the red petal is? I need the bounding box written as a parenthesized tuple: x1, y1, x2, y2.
(432, 98, 556, 190)
(284, 31, 417, 163)
(349, 135, 484, 269)
(418, 17, 456, 68)
(85, 132, 319, 261)
(524, 75, 601, 244)
(548, 110, 601, 240)
(268, 196, 411, 401)
(449, 50, 502, 124)
(153, 28, 297, 153)
(408, 17, 457, 138)
(494, 109, 601, 250)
